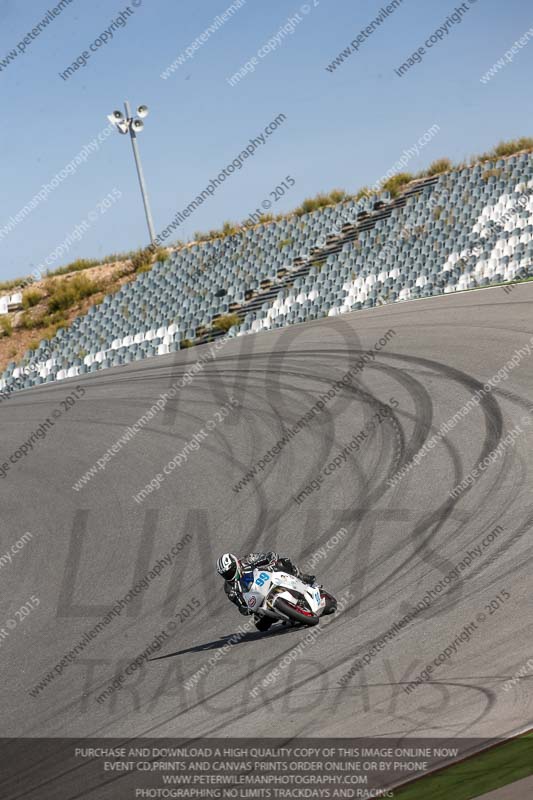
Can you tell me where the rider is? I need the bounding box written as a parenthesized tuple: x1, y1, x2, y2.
(216, 551, 316, 631)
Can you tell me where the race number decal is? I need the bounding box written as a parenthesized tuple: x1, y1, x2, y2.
(255, 572, 270, 587)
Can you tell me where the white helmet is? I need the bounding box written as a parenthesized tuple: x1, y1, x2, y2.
(216, 553, 240, 581)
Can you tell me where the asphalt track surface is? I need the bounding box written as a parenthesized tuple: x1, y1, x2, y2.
(479, 773, 533, 799)
(1, 284, 533, 795)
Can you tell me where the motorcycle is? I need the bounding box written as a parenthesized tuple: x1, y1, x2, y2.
(242, 568, 337, 628)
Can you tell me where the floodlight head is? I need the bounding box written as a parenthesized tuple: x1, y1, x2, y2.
(132, 118, 144, 132)
(107, 110, 129, 133)
(137, 104, 149, 118)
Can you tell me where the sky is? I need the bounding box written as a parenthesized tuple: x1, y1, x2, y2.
(0, 0, 531, 281)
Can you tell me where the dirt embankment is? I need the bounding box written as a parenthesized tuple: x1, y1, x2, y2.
(0, 259, 138, 373)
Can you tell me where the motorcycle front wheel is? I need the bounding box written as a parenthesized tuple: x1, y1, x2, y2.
(274, 597, 320, 626)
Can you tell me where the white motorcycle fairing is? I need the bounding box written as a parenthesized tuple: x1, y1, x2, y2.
(242, 569, 325, 622)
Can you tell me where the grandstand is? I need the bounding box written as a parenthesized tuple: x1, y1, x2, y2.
(0, 292, 22, 315)
(1, 150, 532, 393)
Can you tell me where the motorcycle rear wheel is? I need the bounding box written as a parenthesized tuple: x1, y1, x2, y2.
(321, 591, 337, 615)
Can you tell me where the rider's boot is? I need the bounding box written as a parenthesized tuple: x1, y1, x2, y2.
(254, 614, 274, 632)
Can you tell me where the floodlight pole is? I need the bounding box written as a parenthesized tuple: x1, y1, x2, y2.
(124, 100, 156, 246)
